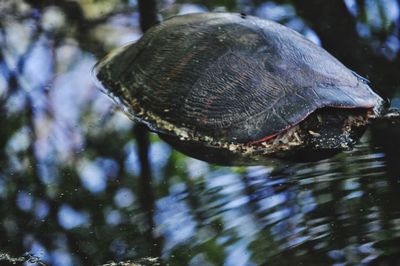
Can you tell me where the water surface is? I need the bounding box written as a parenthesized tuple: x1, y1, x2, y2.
(1, 1, 400, 265)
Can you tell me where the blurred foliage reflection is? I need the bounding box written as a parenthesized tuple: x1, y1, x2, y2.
(0, 0, 400, 265)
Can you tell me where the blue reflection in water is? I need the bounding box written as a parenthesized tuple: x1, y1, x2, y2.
(22, 37, 53, 89)
(34, 199, 50, 220)
(124, 141, 140, 176)
(16, 191, 33, 211)
(51, 250, 73, 266)
(155, 184, 197, 254)
(58, 205, 89, 229)
(37, 162, 58, 184)
(149, 141, 171, 181)
(225, 240, 254, 266)
(96, 157, 119, 180)
(255, 2, 296, 21)
(178, 3, 208, 15)
(344, 0, 358, 15)
(110, 238, 129, 259)
(0, 179, 5, 198)
(78, 160, 107, 193)
(365, 0, 398, 28)
(106, 209, 122, 225)
(186, 158, 209, 179)
(114, 188, 135, 208)
(7, 127, 30, 153)
(28, 241, 50, 264)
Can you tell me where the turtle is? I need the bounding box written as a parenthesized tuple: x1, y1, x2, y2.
(94, 12, 386, 165)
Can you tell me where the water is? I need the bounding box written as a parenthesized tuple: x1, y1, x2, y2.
(153, 142, 399, 265)
(1, 1, 400, 265)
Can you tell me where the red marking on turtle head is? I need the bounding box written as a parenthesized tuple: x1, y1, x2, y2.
(249, 133, 278, 145)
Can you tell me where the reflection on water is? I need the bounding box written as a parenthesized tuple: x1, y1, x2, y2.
(154, 141, 400, 265)
(1, 0, 400, 265)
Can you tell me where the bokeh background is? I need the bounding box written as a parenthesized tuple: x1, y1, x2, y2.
(1, 0, 400, 265)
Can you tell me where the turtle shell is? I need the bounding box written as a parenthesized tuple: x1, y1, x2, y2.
(95, 12, 382, 144)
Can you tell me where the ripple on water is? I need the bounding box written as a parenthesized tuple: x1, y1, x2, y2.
(157, 142, 400, 265)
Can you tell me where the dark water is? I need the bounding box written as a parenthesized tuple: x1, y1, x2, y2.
(1, 1, 400, 265)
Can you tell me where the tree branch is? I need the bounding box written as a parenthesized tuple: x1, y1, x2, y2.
(138, 0, 159, 32)
(135, 0, 161, 257)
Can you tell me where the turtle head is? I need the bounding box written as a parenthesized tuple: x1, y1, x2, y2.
(298, 107, 370, 154)
(273, 107, 371, 162)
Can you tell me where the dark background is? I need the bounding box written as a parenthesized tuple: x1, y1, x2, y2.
(0, 0, 400, 265)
